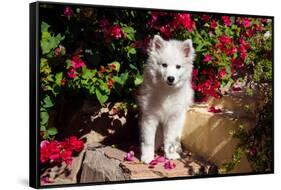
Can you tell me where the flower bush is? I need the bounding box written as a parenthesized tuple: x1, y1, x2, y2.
(39, 5, 272, 171)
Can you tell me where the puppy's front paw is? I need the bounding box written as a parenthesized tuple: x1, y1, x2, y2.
(165, 152, 181, 160)
(141, 154, 154, 164)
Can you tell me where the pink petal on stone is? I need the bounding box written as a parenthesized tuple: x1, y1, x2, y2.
(149, 159, 158, 166)
(164, 160, 176, 170)
(155, 155, 166, 163)
(124, 150, 135, 161)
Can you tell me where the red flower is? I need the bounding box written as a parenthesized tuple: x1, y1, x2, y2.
(63, 7, 73, 17)
(110, 25, 123, 39)
(71, 55, 85, 69)
(60, 150, 73, 165)
(100, 66, 107, 73)
(67, 66, 77, 79)
(107, 78, 114, 89)
(61, 79, 66, 86)
(210, 20, 217, 29)
(208, 106, 222, 113)
(222, 16, 232, 26)
(203, 54, 212, 62)
(40, 136, 84, 166)
(202, 15, 211, 22)
(68, 136, 84, 152)
(242, 18, 251, 28)
(218, 68, 227, 79)
(160, 24, 172, 39)
(192, 69, 199, 78)
(174, 13, 194, 32)
(219, 35, 232, 44)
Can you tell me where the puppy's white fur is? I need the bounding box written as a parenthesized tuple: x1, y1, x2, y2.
(138, 35, 195, 164)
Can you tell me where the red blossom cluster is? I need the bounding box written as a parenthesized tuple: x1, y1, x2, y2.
(148, 12, 195, 39)
(40, 136, 84, 166)
(67, 55, 85, 79)
(99, 19, 123, 43)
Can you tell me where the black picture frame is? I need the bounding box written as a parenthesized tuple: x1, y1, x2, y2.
(30, 1, 274, 189)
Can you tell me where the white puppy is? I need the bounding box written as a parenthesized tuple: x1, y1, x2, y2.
(138, 35, 195, 164)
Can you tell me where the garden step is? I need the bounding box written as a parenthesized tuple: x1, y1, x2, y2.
(205, 89, 261, 114)
(182, 104, 255, 173)
(80, 143, 218, 183)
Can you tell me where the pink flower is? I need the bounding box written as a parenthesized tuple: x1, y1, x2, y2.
(203, 55, 212, 62)
(155, 155, 166, 163)
(208, 106, 222, 113)
(149, 159, 158, 168)
(41, 177, 54, 184)
(71, 55, 85, 69)
(164, 160, 176, 170)
(124, 150, 135, 161)
(110, 25, 123, 39)
(63, 7, 73, 17)
(222, 16, 232, 26)
(242, 18, 251, 28)
(40, 140, 49, 148)
(160, 24, 172, 39)
(54, 45, 66, 56)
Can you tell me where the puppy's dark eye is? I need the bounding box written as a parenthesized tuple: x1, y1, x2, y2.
(162, 63, 168, 68)
(176, 65, 181, 69)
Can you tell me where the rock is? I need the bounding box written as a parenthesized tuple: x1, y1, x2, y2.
(80, 148, 130, 183)
(181, 90, 260, 173)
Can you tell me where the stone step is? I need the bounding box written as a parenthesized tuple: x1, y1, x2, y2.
(80, 143, 217, 183)
(205, 90, 260, 114)
(182, 104, 255, 174)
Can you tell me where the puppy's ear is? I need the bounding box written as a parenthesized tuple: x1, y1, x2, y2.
(182, 39, 195, 59)
(151, 35, 165, 51)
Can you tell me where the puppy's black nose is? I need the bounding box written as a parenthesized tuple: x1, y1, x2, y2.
(167, 76, 175, 83)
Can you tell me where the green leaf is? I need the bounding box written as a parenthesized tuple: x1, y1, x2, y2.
(40, 111, 49, 125)
(55, 72, 63, 86)
(115, 72, 128, 86)
(134, 74, 143, 86)
(122, 26, 136, 41)
(95, 88, 108, 105)
(41, 22, 50, 32)
(43, 95, 54, 108)
(129, 64, 138, 71)
(47, 127, 58, 136)
(66, 59, 72, 69)
(82, 69, 92, 79)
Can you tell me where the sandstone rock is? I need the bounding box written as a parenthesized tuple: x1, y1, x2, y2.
(181, 90, 259, 174)
(80, 149, 130, 183)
